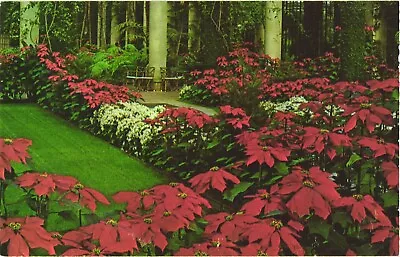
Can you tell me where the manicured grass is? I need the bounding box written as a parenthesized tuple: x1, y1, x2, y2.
(0, 104, 167, 194)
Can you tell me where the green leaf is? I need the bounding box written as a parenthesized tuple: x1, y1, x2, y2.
(355, 244, 380, 256)
(58, 210, 79, 222)
(223, 182, 253, 202)
(392, 89, 399, 101)
(346, 153, 362, 167)
(308, 216, 331, 240)
(332, 211, 352, 228)
(328, 230, 348, 252)
(266, 175, 282, 185)
(381, 190, 399, 207)
(206, 140, 219, 149)
(274, 162, 289, 175)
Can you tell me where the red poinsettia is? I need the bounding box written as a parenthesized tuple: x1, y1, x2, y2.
(381, 161, 399, 188)
(358, 137, 398, 159)
(124, 213, 168, 251)
(244, 138, 291, 167)
(62, 229, 110, 256)
(241, 218, 305, 256)
(241, 184, 285, 216)
(59, 182, 110, 211)
(189, 166, 240, 194)
(16, 172, 56, 196)
(279, 166, 340, 219)
(364, 217, 399, 256)
(0, 216, 59, 256)
(175, 234, 239, 256)
(0, 138, 32, 179)
(302, 126, 352, 159)
(367, 78, 399, 93)
(204, 211, 258, 242)
(334, 194, 391, 225)
(78, 218, 138, 254)
(342, 101, 393, 133)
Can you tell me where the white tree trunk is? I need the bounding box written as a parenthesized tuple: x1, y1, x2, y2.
(188, 2, 200, 54)
(110, 2, 120, 46)
(264, 1, 282, 59)
(149, 1, 167, 91)
(20, 1, 39, 47)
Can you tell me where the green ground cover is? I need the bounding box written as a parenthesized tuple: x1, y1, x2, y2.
(0, 104, 167, 231)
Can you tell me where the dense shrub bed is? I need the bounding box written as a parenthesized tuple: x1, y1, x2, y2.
(0, 44, 398, 256)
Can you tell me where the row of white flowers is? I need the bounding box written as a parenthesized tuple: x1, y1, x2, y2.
(91, 102, 165, 156)
(260, 96, 309, 116)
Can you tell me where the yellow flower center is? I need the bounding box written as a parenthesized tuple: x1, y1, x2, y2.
(352, 194, 363, 201)
(178, 192, 188, 199)
(73, 183, 84, 190)
(303, 180, 315, 188)
(225, 215, 233, 221)
(106, 219, 117, 226)
(163, 211, 172, 217)
(210, 166, 219, 171)
(140, 190, 149, 196)
(270, 220, 283, 230)
(360, 103, 372, 109)
(257, 250, 269, 256)
(211, 240, 221, 247)
(51, 232, 62, 239)
(40, 173, 48, 177)
(169, 182, 179, 187)
(92, 247, 101, 255)
(143, 218, 152, 224)
(194, 250, 208, 256)
(8, 222, 21, 232)
(301, 170, 309, 175)
(262, 146, 268, 151)
(3, 138, 13, 145)
(320, 129, 329, 134)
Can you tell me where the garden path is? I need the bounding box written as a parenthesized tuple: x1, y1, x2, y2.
(139, 91, 217, 116)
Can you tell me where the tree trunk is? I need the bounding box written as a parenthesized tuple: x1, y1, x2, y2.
(110, 2, 120, 46)
(303, 2, 323, 57)
(149, 1, 167, 91)
(143, 1, 148, 49)
(188, 1, 200, 54)
(339, 2, 366, 81)
(375, 2, 387, 62)
(20, 1, 39, 47)
(125, 1, 135, 47)
(264, 1, 282, 59)
(254, 23, 264, 53)
(97, 1, 107, 49)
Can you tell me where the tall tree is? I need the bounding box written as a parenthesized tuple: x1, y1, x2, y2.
(125, 1, 135, 47)
(149, 1, 167, 91)
(303, 2, 323, 57)
(97, 1, 107, 48)
(20, 1, 39, 47)
(339, 2, 366, 81)
(110, 2, 120, 46)
(264, 1, 282, 59)
(188, 1, 200, 55)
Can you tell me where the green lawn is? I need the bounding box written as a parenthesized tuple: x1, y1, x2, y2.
(0, 104, 167, 231)
(0, 104, 166, 194)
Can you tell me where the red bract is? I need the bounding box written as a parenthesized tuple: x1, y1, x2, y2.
(204, 212, 258, 241)
(342, 102, 393, 133)
(175, 234, 239, 256)
(244, 136, 291, 167)
(189, 166, 240, 194)
(60, 183, 110, 211)
(279, 166, 340, 219)
(241, 185, 285, 216)
(62, 229, 109, 256)
(16, 172, 56, 196)
(79, 218, 138, 254)
(358, 137, 398, 159)
(0, 217, 59, 256)
(302, 126, 352, 160)
(365, 218, 399, 256)
(124, 213, 168, 251)
(0, 138, 32, 179)
(381, 161, 399, 188)
(241, 218, 305, 256)
(334, 194, 391, 224)
(367, 78, 399, 92)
